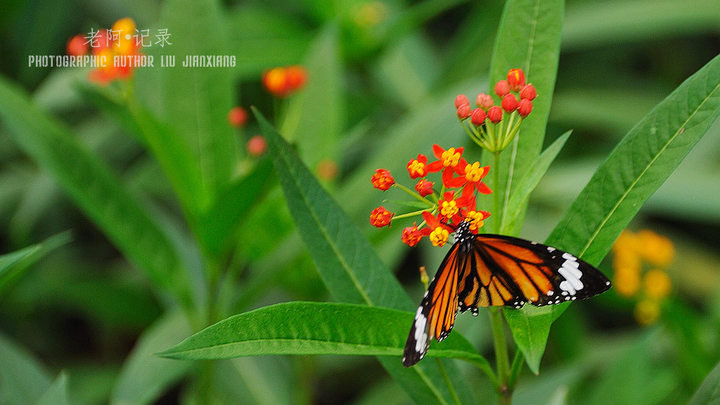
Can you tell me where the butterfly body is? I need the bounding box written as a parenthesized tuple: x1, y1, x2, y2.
(402, 221, 611, 367)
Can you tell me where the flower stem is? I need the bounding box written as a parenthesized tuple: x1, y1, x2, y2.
(393, 183, 435, 206)
(492, 151, 501, 232)
(490, 150, 512, 405)
(490, 308, 512, 405)
(392, 209, 430, 220)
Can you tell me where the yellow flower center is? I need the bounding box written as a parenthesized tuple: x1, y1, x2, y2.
(440, 200, 458, 219)
(464, 162, 486, 183)
(408, 160, 426, 176)
(429, 227, 449, 247)
(465, 211, 485, 231)
(441, 148, 461, 167)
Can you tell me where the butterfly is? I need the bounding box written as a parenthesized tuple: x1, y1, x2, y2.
(402, 220, 611, 367)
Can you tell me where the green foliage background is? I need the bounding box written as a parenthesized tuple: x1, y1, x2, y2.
(0, 0, 719, 404)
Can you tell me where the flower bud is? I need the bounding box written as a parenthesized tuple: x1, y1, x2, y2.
(317, 159, 338, 180)
(475, 93, 493, 109)
(470, 108, 486, 126)
(370, 206, 393, 227)
(371, 168, 395, 191)
(247, 135, 267, 156)
(494, 80, 510, 97)
(286, 65, 307, 91)
(454, 94, 470, 108)
(263, 67, 287, 96)
(228, 106, 248, 127)
(507, 68, 526, 91)
(501, 94, 518, 113)
(415, 179, 434, 197)
(66, 34, 88, 56)
(520, 84, 537, 100)
(518, 99, 533, 117)
(402, 226, 422, 247)
(456, 103, 471, 119)
(487, 106, 502, 123)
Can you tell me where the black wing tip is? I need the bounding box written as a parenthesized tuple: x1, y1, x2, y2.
(402, 349, 424, 367)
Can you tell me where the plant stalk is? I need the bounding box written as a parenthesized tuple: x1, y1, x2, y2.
(490, 150, 512, 404)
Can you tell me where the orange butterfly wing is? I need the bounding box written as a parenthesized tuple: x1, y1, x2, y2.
(463, 235, 611, 310)
(402, 243, 462, 366)
(403, 229, 611, 367)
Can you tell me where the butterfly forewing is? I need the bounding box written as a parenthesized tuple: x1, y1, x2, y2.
(402, 243, 462, 367)
(402, 224, 611, 367)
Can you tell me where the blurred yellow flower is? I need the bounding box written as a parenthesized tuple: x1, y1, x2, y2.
(634, 299, 661, 325)
(614, 266, 641, 297)
(111, 17, 138, 55)
(354, 1, 389, 28)
(636, 229, 675, 267)
(643, 269, 672, 300)
(611, 228, 675, 326)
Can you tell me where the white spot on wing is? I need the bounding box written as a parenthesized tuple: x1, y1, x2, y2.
(413, 307, 428, 354)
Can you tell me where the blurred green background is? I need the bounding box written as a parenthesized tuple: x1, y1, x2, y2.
(0, 0, 719, 404)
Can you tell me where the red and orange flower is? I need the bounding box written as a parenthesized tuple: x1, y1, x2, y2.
(369, 144, 492, 247)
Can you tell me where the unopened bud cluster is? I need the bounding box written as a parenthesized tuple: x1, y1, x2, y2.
(455, 68, 536, 153)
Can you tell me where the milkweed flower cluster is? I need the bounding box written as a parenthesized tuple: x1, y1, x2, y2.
(67, 18, 142, 84)
(456, 68, 536, 153)
(612, 229, 674, 325)
(263, 66, 308, 97)
(370, 145, 491, 248)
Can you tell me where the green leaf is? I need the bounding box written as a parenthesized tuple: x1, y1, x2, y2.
(689, 359, 720, 405)
(500, 131, 570, 234)
(255, 108, 478, 404)
(550, 54, 720, 271)
(483, 0, 564, 233)
(78, 81, 210, 221)
(503, 306, 553, 375)
(0, 332, 51, 404)
(197, 157, 275, 258)
(0, 76, 194, 308)
(162, 302, 491, 372)
(37, 372, 71, 405)
(149, 0, 238, 196)
(111, 311, 193, 405)
(127, 102, 209, 221)
(0, 231, 70, 295)
(512, 52, 720, 372)
(281, 25, 344, 167)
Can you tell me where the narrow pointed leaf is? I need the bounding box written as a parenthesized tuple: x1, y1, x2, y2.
(37, 372, 71, 405)
(150, 0, 238, 195)
(0, 333, 51, 404)
(500, 131, 570, 234)
(281, 25, 344, 167)
(255, 108, 477, 404)
(689, 359, 720, 405)
(0, 77, 193, 308)
(161, 302, 492, 376)
(112, 312, 193, 405)
(198, 157, 275, 258)
(0, 231, 71, 295)
(483, 0, 564, 232)
(510, 53, 720, 372)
